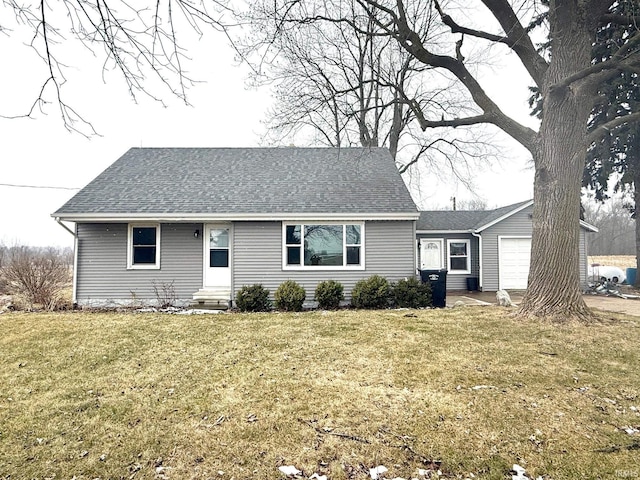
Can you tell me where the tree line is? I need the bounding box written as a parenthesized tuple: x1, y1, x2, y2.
(0, 244, 73, 310)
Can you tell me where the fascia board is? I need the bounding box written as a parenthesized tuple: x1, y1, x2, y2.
(475, 200, 534, 232)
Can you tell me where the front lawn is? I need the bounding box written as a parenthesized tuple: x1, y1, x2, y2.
(0, 308, 638, 479)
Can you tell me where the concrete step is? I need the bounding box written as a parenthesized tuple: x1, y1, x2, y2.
(192, 289, 231, 310)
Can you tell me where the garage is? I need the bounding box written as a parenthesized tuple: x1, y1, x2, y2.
(499, 237, 531, 289)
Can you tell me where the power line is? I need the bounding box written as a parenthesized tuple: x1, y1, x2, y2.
(0, 183, 80, 191)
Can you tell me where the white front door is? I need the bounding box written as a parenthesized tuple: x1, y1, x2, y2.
(420, 238, 443, 270)
(499, 237, 531, 289)
(204, 224, 231, 289)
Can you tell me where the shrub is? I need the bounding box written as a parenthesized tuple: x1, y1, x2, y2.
(152, 280, 177, 308)
(1, 245, 71, 310)
(274, 280, 306, 311)
(351, 275, 390, 309)
(314, 280, 344, 310)
(235, 284, 272, 312)
(391, 277, 432, 308)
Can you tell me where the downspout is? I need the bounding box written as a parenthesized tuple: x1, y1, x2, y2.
(55, 217, 76, 237)
(416, 238, 420, 276)
(471, 231, 482, 290)
(55, 218, 78, 305)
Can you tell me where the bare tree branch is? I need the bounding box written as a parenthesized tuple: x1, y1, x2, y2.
(2, 0, 231, 135)
(601, 13, 640, 25)
(479, 0, 548, 86)
(549, 29, 640, 92)
(587, 111, 640, 145)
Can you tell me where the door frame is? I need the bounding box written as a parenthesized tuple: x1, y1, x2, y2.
(202, 223, 232, 290)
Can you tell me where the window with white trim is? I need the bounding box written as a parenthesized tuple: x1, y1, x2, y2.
(128, 224, 160, 269)
(447, 239, 470, 274)
(284, 223, 364, 269)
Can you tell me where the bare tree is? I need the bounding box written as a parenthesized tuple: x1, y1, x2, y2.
(240, 0, 497, 188)
(1, 0, 230, 135)
(249, 0, 640, 320)
(583, 197, 635, 255)
(1, 246, 72, 310)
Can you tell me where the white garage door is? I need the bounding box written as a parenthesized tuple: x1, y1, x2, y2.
(499, 237, 531, 289)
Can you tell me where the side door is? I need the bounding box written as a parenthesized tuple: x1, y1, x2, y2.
(420, 238, 444, 270)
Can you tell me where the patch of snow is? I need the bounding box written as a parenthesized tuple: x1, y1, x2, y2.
(512, 464, 528, 480)
(176, 308, 223, 315)
(370, 465, 388, 479)
(278, 465, 301, 476)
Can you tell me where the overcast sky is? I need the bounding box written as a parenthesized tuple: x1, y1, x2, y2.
(0, 10, 535, 248)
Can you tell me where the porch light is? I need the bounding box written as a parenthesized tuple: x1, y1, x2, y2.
(194, 229, 200, 238)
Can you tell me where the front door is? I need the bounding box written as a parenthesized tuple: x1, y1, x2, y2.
(204, 224, 231, 289)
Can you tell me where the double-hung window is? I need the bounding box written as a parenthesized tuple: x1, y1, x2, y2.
(447, 239, 470, 274)
(284, 223, 364, 269)
(128, 224, 160, 269)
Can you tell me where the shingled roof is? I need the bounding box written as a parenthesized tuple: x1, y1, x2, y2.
(54, 147, 418, 220)
(417, 200, 533, 231)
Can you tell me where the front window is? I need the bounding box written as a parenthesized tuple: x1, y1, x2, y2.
(284, 223, 364, 269)
(209, 228, 229, 268)
(447, 239, 470, 274)
(128, 224, 160, 269)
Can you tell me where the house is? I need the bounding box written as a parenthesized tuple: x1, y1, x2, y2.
(53, 147, 419, 308)
(416, 200, 598, 291)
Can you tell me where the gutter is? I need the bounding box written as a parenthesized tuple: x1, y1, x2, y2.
(53, 212, 421, 222)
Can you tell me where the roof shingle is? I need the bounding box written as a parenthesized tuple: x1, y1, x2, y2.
(54, 147, 418, 218)
(417, 200, 533, 231)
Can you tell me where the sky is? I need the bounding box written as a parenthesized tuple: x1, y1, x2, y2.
(0, 6, 536, 248)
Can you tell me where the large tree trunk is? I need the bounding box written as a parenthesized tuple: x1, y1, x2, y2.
(635, 167, 640, 288)
(517, 1, 597, 321)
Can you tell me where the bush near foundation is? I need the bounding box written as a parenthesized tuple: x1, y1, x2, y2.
(314, 280, 344, 310)
(391, 277, 432, 308)
(274, 280, 306, 312)
(351, 275, 390, 309)
(235, 284, 272, 312)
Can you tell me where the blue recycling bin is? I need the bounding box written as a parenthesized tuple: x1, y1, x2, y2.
(626, 267, 636, 286)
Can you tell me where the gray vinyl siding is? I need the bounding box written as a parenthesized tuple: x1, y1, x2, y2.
(481, 205, 533, 291)
(75, 223, 202, 306)
(416, 233, 479, 290)
(232, 220, 416, 301)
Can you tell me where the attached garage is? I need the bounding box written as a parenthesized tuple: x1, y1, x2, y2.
(417, 200, 597, 291)
(499, 237, 531, 289)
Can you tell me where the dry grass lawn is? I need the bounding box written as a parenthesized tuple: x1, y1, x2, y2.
(1, 308, 639, 479)
(589, 255, 636, 270)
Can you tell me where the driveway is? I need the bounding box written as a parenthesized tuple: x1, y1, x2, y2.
(446, 290, 640, 317)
